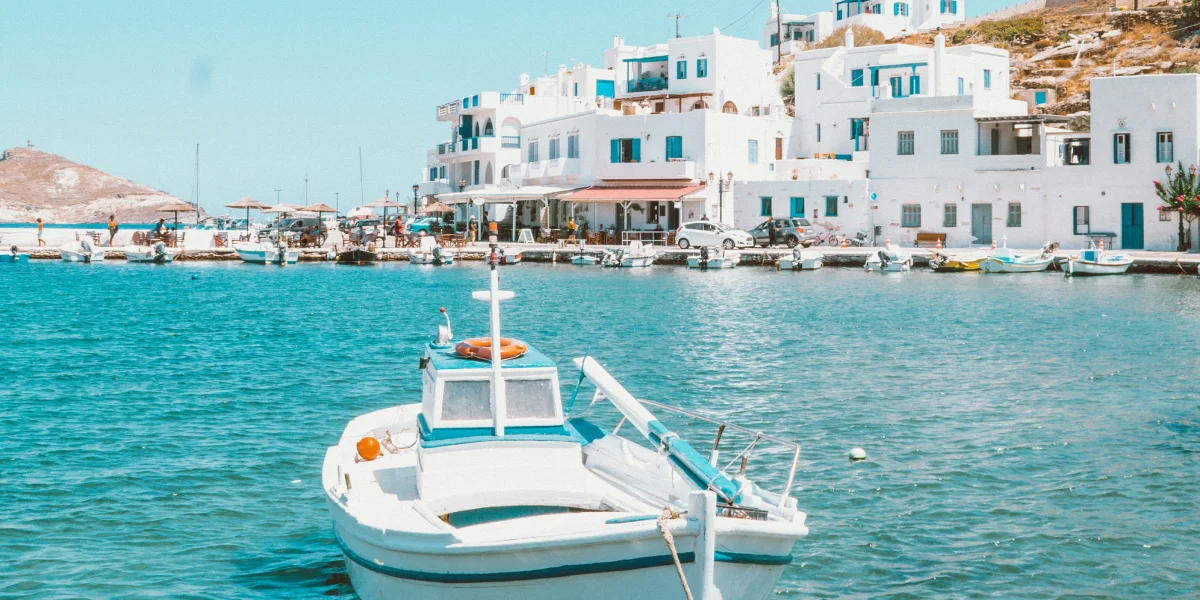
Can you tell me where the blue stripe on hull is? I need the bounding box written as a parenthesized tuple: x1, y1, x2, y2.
(336, 534, 790, 583)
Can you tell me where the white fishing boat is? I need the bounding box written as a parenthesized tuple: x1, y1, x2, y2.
(1064, 241, 1133, 276)
(409, 236, 455, 265)
(323, 239, 808, 600)
(497, 247, 522, 265)
(873, 243, 911, 272)
(60, 239, 105, 263)
(235, 239, 299, 265)
(777, 247, 823, 271)
(570, 253, 600, 266)
(5, 245, 28, 263)
(125, 241, 180, 264)
(603, 241, 656, 268)
(687, 247, 738, 269)
(979, 240, 1056, 273)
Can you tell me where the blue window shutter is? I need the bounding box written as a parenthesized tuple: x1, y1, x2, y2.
(1035, 91, 1046, 104)
(894, 3, 899, 15)
(611, 139, 620, 163)
(871, 69, 879, 86)
(911, 75, 920, 95)
(631, 138, 641, 162)
(958, 77, 964, 95)
(1113, 135, 1118, 164)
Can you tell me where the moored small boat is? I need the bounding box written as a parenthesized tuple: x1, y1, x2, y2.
(125, 242, 179, 264)
(336, 246, 378, 265)
(60, 239, 105, 263)
(603, 241, 656, 268)
(687, 246, 738, 269)
(5, 246, 28, 263)
(1065, 241, 1133, 276)
(570, 253, 599, 266)
(929, 250, 984, 272)
(497, 247, 522, 265)
(778, 247, 822, 271)
(871, 243, 911, 272)
(409, 237, 455, 265)
(979, 240, 1056, 273)
(235, 240, 299, 265)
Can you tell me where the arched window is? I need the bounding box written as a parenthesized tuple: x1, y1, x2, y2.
(484, 162, 494, 184)
(474, 123, 480, 137)
(722, 101, 738, 115)
(692, 99, 708, 111)
(483, 118, 494, 136)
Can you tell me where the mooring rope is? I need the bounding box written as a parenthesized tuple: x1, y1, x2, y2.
(657, 506, 694, 600)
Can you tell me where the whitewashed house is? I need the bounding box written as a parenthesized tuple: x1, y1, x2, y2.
(764, 0, 966, 53)
(763, 4, 835, 58)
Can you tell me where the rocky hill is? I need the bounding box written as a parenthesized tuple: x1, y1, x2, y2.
(0, 147, 204, 224)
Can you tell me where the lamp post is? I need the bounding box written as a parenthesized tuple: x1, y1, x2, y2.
(714, 171, 732, 223)
(412, 184, 419, 218)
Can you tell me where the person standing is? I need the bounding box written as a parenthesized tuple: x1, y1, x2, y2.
(566, 217, 577, 242)
(468, 216, 478, 243)
(767, 218, 778, 248)
(107, 215, 119, 246)
(36, 218, 45, 246)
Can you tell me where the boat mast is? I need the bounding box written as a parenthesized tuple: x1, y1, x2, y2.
(487, 222, 507, 436)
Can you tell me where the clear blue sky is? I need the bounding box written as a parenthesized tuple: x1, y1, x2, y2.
(0, 0, 1004, 216)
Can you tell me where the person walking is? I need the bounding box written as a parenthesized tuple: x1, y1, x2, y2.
(767, 218, 778, 248)
(468, 217, 478, 244)
(566, 217, 577, 242)
(36, 218, 45, 246)
(107, 215, 119, 246)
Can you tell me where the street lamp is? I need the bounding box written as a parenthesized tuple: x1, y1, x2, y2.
(412, 184, 419, 217)
(716, 171, 733, 223)
(1165, 164, 1173, 177)
(458, 178, 467, 193)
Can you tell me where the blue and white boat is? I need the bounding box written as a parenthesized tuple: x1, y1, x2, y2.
(1065, 241, 1133, 276)
(323, 238, 808, 600)
(5, 245, 28, 263)
(234, 239, 298, 265)
(980, 240, 1055, 273)
(60, 239, 105, 263)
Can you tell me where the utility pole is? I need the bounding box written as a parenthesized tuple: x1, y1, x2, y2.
(274, 189, 281, 204)
(776, 1, 783, 65)
(668, 13, 688, 38)
(335, 192, 340, 213)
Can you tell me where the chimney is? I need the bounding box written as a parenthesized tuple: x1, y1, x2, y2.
(613, 35, 621, 48)
(933, 28, 945, 97)
(844, 27, 855, 49)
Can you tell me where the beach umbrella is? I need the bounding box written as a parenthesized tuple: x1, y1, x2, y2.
(365, 197, 405, 225)
(225, 196, 271, 231)
(264, 203, 303, 222)
(421, 202, 455, 214)
(302, 202, 338, 218)
(158, 200, 198, 234)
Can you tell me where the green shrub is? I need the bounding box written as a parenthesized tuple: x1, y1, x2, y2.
(951, 29, 972, 44)
(976, 17, 1045, 43)
(780, 66, 795, 99)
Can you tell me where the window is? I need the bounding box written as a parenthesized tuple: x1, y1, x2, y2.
(1073, 206, 1090, 235)
(610, 138, 640, 163)
(506, 379, 557, 419)
(748, 140, 759, 164)
(760, 197, 773, 217)
(438, 166, 445, 179)
(1007, 202, 1022, 227)
(940, 130, 959, 154)
(983, 69, 992, 89)
(898, 131, 915, 155)
(890, 76, 903, 97)
(1062, 138, 1089, 165)
(958, 77, 964, 95)
(816, 73, 821, 90)
(851, 69, 864, 87)
(697, 58, 708, 77)
(1161, 207, 1175, 222)
(1157, 132, 1174, 163)
(567, 134, 579, 159)
(548, 137, 560, 160)
(790, 197, 805, 217)
(677, 60, 687, 80)
(473, 160, 479, 185)
(573, 82, 578, 96)
(441, 380, 492, 421)
(910, 75, 920, 95)
(770, 33, 779, 47)
(825, 196, 839, 217)
(816, 123, 822, 143)
(894, 2, 909, 15)
(1114, 133, 1131, 164)
(943, 203, 957, 227)
(941, 0, 957, 12)
(665, 136, 683, 160)
(901, 204, 921, 227)
(1034, 91, 1047, 105)
(527, 140, 539, 162)
(871, 69, 879, 87)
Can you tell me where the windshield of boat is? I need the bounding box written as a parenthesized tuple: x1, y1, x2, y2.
(440, 378, 558, 422)
(505, 379, 556, 419)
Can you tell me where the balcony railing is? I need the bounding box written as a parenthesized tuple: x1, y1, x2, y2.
(437, 102, 459, 118)
(501, 136, 521, 148)
(499, 93, 524, 105)
(627, 78, 668, 94)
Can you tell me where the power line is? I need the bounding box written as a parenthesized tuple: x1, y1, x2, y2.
(721, 0, 769, 32)
(668, 13, 689, 38)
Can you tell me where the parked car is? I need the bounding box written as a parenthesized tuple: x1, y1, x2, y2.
(407, 217, 450, 235)
(746, 218, 817, 248)
(674, 221, 755, 250)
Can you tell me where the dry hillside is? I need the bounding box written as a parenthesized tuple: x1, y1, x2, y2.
(0, 147, 203, 224)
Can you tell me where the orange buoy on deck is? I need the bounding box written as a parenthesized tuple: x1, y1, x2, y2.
(357, 436, 381, 461)
(455, 337, 529, 361)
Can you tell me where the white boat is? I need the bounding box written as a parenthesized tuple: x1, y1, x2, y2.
(872, 243, 911, 272)
(323, 242, 808, 600)
(60, 239, 105, 263)
(1065, 242, 1133, 276)
(603, 241, 656, 268)
(777, 248, 823, 271)
(979, 240, 1055, 273)
(235, 240, 299, 265)
(687, 247, 738, 269)
(5, 245, 28, 263)
(409, 237, 455, 265)
(570, 254, 600, 266)
(125, 242, 180, 264)
(497, 247, 522, 265)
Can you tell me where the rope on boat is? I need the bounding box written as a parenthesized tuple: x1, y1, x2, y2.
(657, 506, 694, 600)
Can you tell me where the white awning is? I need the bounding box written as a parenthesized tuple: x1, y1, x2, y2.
(436, 185, 582, 204)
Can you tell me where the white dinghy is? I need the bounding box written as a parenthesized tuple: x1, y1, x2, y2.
(687, 246, 739, 270)
(873, 242, 911, 272)
(235, 238, 298, 265)
(323, 236, 808, 600)
(1065, 240, 1133, 276)
(603, 240, 656, 268)
(125, 241, 180, 264)
(777, 247, 823, 271)
(60, 238, 105, 263)
(979, 239, 1056, 273)
(409, 236, 455, 265)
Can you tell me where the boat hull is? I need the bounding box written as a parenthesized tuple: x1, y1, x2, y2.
(606, 256, 653, 268)
(4, 254, 28, 263)
(778, 257, 822, 270)
(125, 248, 178, 264)
(1065, 258, 1133, 276)
(879, 260, 910, 272)
(931, 260, 981, 272)
(979, 257, 1051, 273)
(336, 249, 378, 265)
(570, 255, 599, 265)
(236, 247, 299, 264)
(61, 250, 105, 262)
(409, 251, 454, 265)
(499, 251, 522, 265)
(686, 257, 737, 269)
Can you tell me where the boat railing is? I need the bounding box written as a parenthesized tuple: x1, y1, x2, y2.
(636, 399, 802, 509)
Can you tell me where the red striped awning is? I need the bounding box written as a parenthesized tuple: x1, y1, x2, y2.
(562, 184, 705, 202)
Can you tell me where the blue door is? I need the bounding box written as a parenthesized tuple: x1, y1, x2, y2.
(1121, 203, 1144, 250)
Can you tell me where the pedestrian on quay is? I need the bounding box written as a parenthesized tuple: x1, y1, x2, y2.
(107, 214, 119, 246)
(36, 218, 46, 246)
(567, 217, 577, 242)
(767, 218, 778, 248)
(468, 217, 478, 243)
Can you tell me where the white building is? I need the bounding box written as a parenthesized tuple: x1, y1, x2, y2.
(763, 4, 834, 58)
(764, 0, 965, 52)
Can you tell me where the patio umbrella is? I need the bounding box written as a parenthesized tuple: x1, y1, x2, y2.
(264, 203, 303, 223)
(225, 196, 271, 231)
(302, 202, 338, 218)
(365, 197, 405, 225)
(421, 202, 455, 214)
(158, 200, 198, 233)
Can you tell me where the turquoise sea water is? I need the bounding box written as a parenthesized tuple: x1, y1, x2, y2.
(2, 261, 1199, 599)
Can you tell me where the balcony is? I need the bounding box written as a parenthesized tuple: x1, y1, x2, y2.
(501, 135, 521, 149)
(596, 159, 696, 181)
(626, 77, 668, 94)
(516, 158, 583, 182)
(974, 154, 1044, 172)
(436, 101, 459, 120)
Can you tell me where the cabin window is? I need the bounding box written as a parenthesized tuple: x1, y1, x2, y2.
(505, 379, 557, 419)
(442, 380, 492, 421)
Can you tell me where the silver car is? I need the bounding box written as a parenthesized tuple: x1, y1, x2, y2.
(674, 221, 755, 249)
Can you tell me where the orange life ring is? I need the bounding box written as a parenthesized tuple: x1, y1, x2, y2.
(455, 338, 528, 361)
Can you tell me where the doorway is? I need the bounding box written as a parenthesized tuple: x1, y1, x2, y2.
(971, 204, 992, 245)
(1121, 203, 1144, 249)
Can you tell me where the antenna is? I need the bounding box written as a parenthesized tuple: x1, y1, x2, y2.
(543, 50, 548, 75)
(668, 13, 688, 38)
(358, 147, 365, 205)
